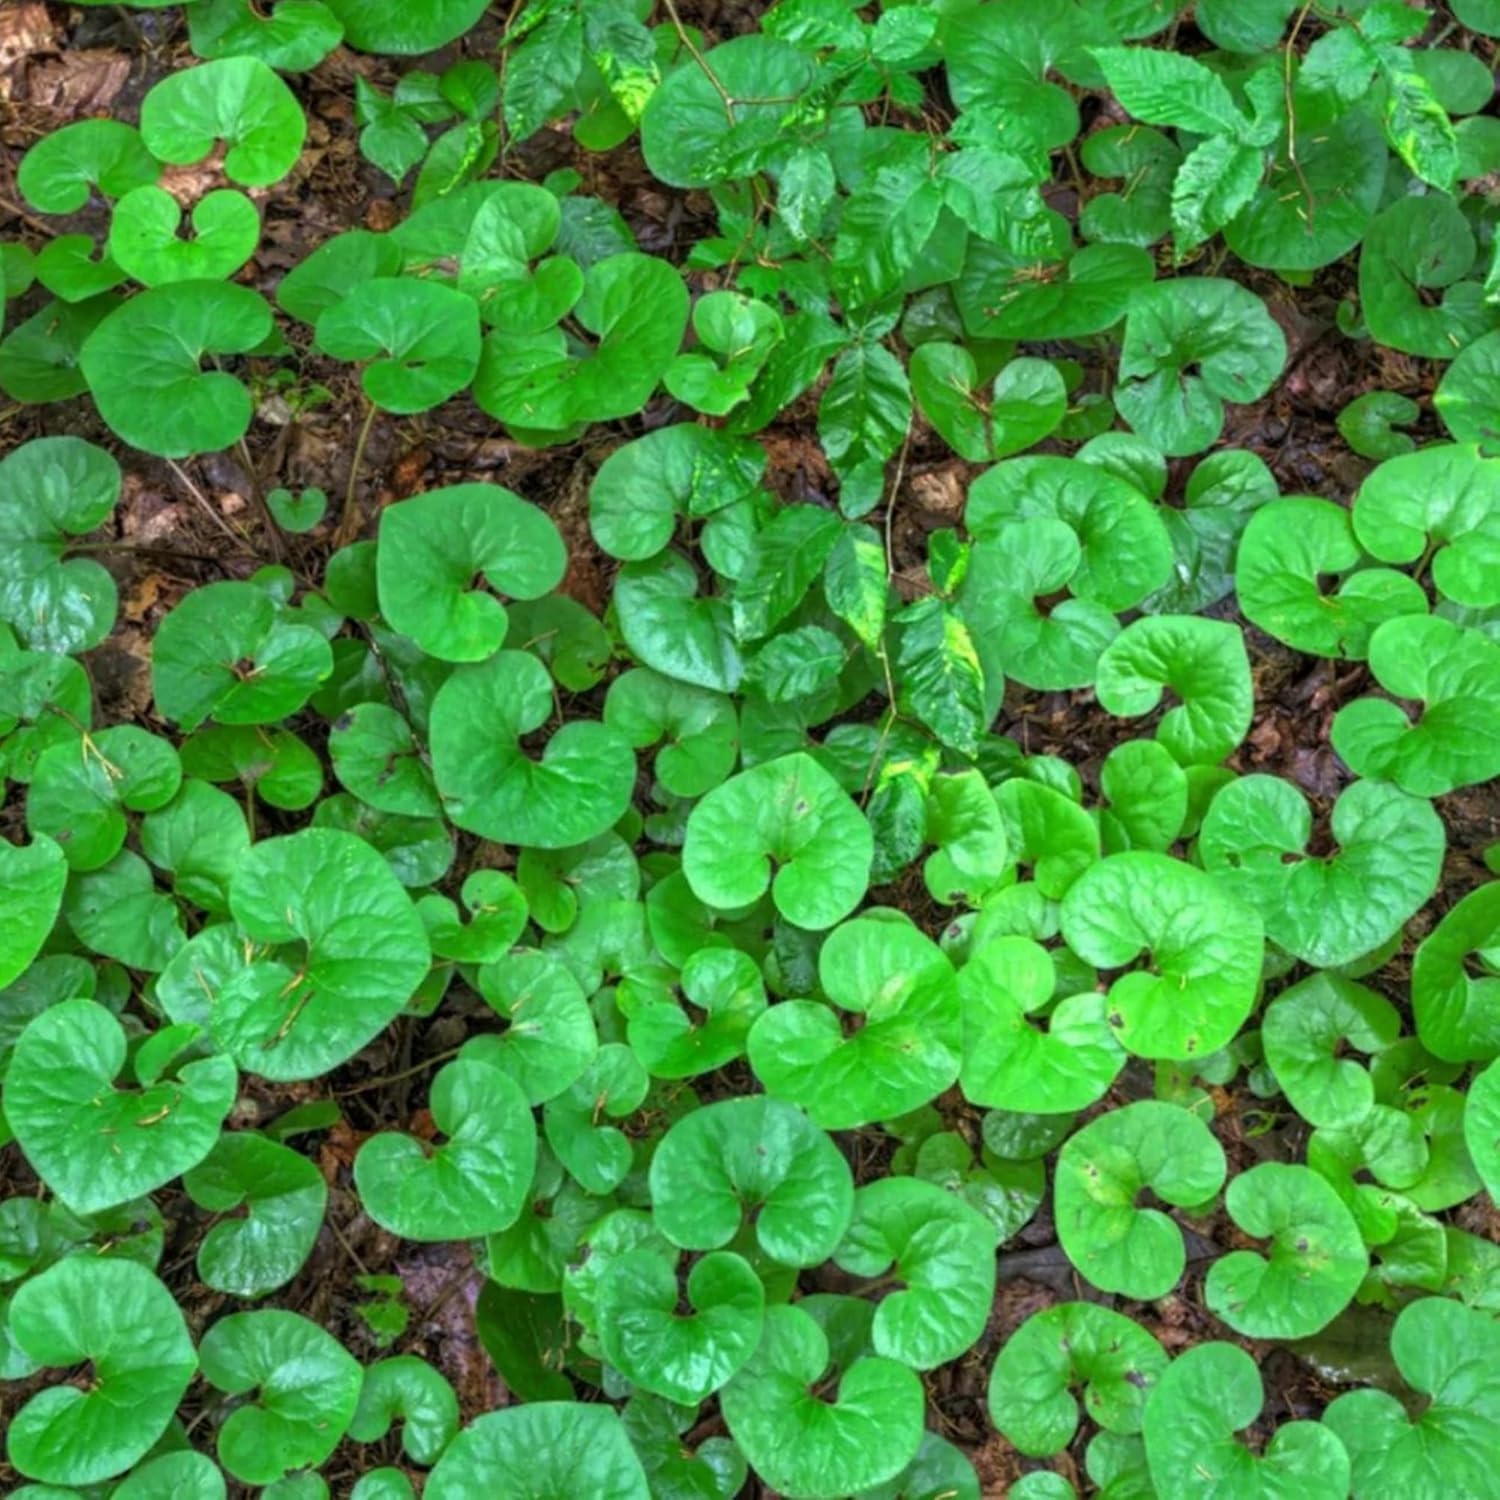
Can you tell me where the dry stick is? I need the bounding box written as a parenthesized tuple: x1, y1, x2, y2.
(331, 1045, 464, 1098)
(338, 399, 379, 548)
(660, 0, 736, 123)
(235, 435, 287, 563)
(326, 1213, 372, 1277)
(0, 193, 58, 239)
(165, 458, 254, 552)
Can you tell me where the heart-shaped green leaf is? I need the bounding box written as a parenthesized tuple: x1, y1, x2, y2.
(1054, 1099, 1226, 1298)
(614, 551, 744, 693)
(1116, 278, 1286, 455)
(429, 650, 636, 848)
(1143, 1342, 1351, 1498)
(315, 278, 481, 414)
(426, 1403, 651, 1500)
(205, 827, 430, 1078)
(1332, 615, 1500, 796)
(649, 1095, 854, 1268)
(721, 1302, 925, 1500)
(348, 1353, 460, 1463)
(960, 934, 1125, 1113)
(355, 1057, 536, 1239)
(589, 423, 765, 563)
(1352, 444, 1500, 607)
(5, 1258, 196, 1487)
(0, 833, 66, 989)
(834, 1177, 995, 1369)
(184, 1130, 327, 1298)
(987, 1302, 1167, 1457)
(1263, 974, 1401, 1129)
(1096, 614, 1252, 765)
(749, 915, 961, 1128)
(1205, 1162, 1367, 1338)
(623, 944, 765, 1079)
(79, 280, 273, 457)
(140, 57, 306, 186)
(5, 999, 235, 1214)
(376, 483, 565, 661)
(1060, 852, 1263, 1059)
(1412, 880, 1500, 1061)
(1323, 1297, 1500, 1497)
(199, 1310, 362, 1484)
(598, 1247, 765, 1403)
(1236, 495, 1428, 659)
(466, 948, 598, 1104)
(683, 753, 872, 931)
(17, 119, 159, 213)
(1200, 775, 1443, 967)
(0, 436, 120, 654)
(108, 186, 259, 287)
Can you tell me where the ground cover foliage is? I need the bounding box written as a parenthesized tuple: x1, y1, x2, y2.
(5, 0, 1500, 1495)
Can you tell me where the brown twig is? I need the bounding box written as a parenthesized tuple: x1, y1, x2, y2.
(338, 399, 379, 548)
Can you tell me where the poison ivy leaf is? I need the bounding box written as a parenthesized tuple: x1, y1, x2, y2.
(430, 650, 635, 848)
(835, 1177, 995, 1369)
(1332, 615, 1500, 796)
(376, 483, 565, 661)
(960, 935, 1125, 1113)
(5, 1258, 196, 1487)
(5, 999, 235, 1214)
(1237, 496, 1428, 659)
(1144, 1342, 1351, 1499)
(316, 279, 481, 414)
(721, 1303, 925, 1500)
(640, 35, 817, 189)
(683, 752, 872, 930)
(140, 57, 305, 185)
(1054, 1100, 1226, 1298)
(1116, 279, 1286, 455)
(355, 1057, 536, 1240)
(650, 1095, 854, 1267)
(17, 120, 159, 213)
(819, 340, 912, 517)
(199, 1310, 362, 1485)
(988, 1302, 1167, 1456)
(1205, 1162, 1368, 1338)
(893, 596, 987, 754)
(183, 1131, 326, 1298)
(427, 1403, 650, 1500)
(1095, 614, 1252, 765)
(1323, 1297, 1500, 1499)
(79, 280, 273, 457)
(1200, 776, 1443, 968)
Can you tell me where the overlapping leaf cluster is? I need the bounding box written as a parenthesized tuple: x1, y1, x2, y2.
(6, 0, 1500, 1496)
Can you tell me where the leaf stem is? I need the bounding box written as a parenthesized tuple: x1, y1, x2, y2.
(339, 399, 379, 548)
(660, 0, 736, 124)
